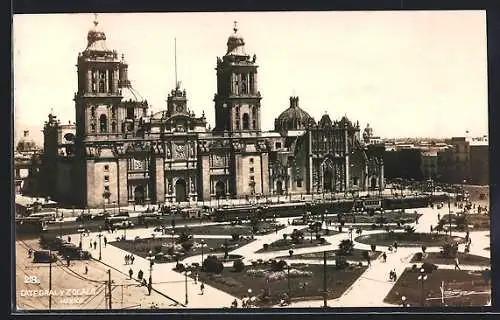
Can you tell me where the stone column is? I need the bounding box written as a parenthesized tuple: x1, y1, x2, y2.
(201, 155, 210, 201)
(118, 158, 128, 205)
(86, 69, 92, 93)
(155, 157, 165, 203)
(379, 160, 385, 190)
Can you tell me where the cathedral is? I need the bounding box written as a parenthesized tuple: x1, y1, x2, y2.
(41, 18, 384, 208)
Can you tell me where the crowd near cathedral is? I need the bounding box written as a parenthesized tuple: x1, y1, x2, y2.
(39, 18, 385, 208)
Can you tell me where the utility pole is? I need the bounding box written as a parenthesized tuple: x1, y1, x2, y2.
(48, 250, 52, 311)
(323, 250, 327, 308)
(107, 269, 112, 310)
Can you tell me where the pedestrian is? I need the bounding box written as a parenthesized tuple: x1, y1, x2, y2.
(287, 219, 290, 226)
(415, 217, 419, 224)
(147, 280, 152, 295)
(138, 270, 143, 280)
(393, 242, 398, 253)
(454, 257, 461, 270)
(131, 255, 135, 264)
(125, 255, 129, 265)
(28, 249, 33, 258)
(392, 269, 397, 281)
(437, 213, 441, 221)
(367, 256, 371, 267)
(382, 252, 387, 262)
(389, 270, 394, 281)
(104, 236, 107, 247)
(68, 236, 72, 242)
(200, 283, 205, 295)
(84, 265, 88, 274)
(275, 225, 278, 234)
(194, 273, 198, 284)
(93, 241, 97, 250)
(66, 256, 71, 267)
(430, 225, 433, 233)
(129, 268, 133, 279)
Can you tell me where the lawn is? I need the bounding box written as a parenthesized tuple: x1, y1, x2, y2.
(276, 248, 381, 262)
(355, 232, 465, 247)
(438, 213, 490, 231)
(168, 222, 286, 236)
(296, 227, 340, 237)
(384, 268, 490, 307)
(255, 238, 331, 253)
(193, 263, 367, 306)
(111, 236, 254, 263)
(410, 252, 490, 267)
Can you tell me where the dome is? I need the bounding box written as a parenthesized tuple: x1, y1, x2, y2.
(275, 97, 315, 132)
(319, 113, 333, 127)
(16, 131, 37, 152)
(226, 22, 247, 56)
(121, 85, 144, 102)
(85, 16, 110, 52)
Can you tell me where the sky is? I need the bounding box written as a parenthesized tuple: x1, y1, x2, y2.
(13, 11, 488, 146)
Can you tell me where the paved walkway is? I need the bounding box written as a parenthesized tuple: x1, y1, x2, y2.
(65, 201, 490, 309)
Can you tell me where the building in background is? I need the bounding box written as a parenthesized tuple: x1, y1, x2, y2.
(421, 150, 438, 181)
(14, 130, 42, 195)
(39, 19, 384, 208)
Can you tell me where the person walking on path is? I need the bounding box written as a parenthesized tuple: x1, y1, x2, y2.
(84, 265, 88, 274)
(200, 283, 205, 295)
(437, 213, 441, 221)
(68, 236, 72, 242)
(124, 255, 129, 265)
(129, 268, 133, 279)
(382, 252, 387, 263)
(393, 242, 398, 253)
(93, 241, 97, 250)
(104, 236, 107, 247)
(131, 255, 135, 264)
(454, 257, 461, 270)
(430, 225, 433, 233)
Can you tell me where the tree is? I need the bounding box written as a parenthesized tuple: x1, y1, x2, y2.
(233, 259, 245, 272)
(338, 239, 354, 255)
(202, 255, 224, 273)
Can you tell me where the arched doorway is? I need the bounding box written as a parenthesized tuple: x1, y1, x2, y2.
(323, 170, 333, 192)
(175, 179, 187, 203)
(276, 180, 283, 195)
(371, 177, 377, 190)
(215, 181, 225, 199)
(134, 185, 145, 204)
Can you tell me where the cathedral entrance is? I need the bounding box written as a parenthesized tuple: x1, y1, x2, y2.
(175, 179, 187, 203)
(134, 185, 145, 204)
(215, 181, 225, 199)
(371, 177, 378, 190)
(276, 180, 284, 195)
(323, 170, 333, 192)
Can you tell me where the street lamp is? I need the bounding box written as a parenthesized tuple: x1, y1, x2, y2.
(418, 268, 428, 307)
(184, 270, 191, 304)
(97, 231, 102, 260)
(113, 201, 116, 215)
(200, 239, 206, 266)
(147, 250, 155, 295)
(401, 295, 407, 307)
(247, 288, 253, 307)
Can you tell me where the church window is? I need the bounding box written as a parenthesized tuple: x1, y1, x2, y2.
(100, 114, 108, 133)
(275, 142, 281, 149)
(127, 107, 134, 118)
(111, 122, 117, 133)
(250, 167, 254, 173)
(249, 158, 254, 164)
(90, 123, 96, 133)
(104, 165, 109, 172)
(111, 106, 117, 118)
(235, 121, 240, 130)
(242, 113, 250, 130)
(353, 177, 359, 185)
(104, 175, 109, 183)
(99, 72, 106, 93)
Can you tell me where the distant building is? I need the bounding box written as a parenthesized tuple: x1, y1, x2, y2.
(421, 150, 438, 180)
(437, 135, 488, 185)
(384, 148, 424, 181)
(14, 130, 42, 194)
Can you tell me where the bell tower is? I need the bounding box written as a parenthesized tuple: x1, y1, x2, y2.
(74, 14, 122, 141)
(214, 22, 262, 134)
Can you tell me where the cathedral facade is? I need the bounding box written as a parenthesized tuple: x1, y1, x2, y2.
(41, 19, 384, 208)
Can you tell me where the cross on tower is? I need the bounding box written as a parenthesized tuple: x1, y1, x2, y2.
(233, 21, 238, 33)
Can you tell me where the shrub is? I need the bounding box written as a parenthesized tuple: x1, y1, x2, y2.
(181, 241, 194, 252)
(233, 259, 245, 272)
(370, 244, 376, 252)
(316, 233, 321, 240)
(166, 245, 175, 256)
(412, 264, 418, 271)
(442, 241, 458, 258)
(335, 256, 348, 270)
(271, 260, 287, 272)
(338, 239, 354, 255)
(174, 263, 185, 272)
(202, 255, 224, 274)
(404, 225, 416, 233)
(178, 230, 192, 243)
(371, 224, 377, 230)
(263, 243, 269, 251)
(414, 252, 423, 261)
(153, 245, 162, 253)
(385, 226, 390, 232)
(375, 216, 387, 224)
(319, 237, 326, 245)
(421, 262, 438, 274)
(231, 233, 240, 241)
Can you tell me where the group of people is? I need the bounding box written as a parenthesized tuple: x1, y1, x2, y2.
(124, 254, 135, 265)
